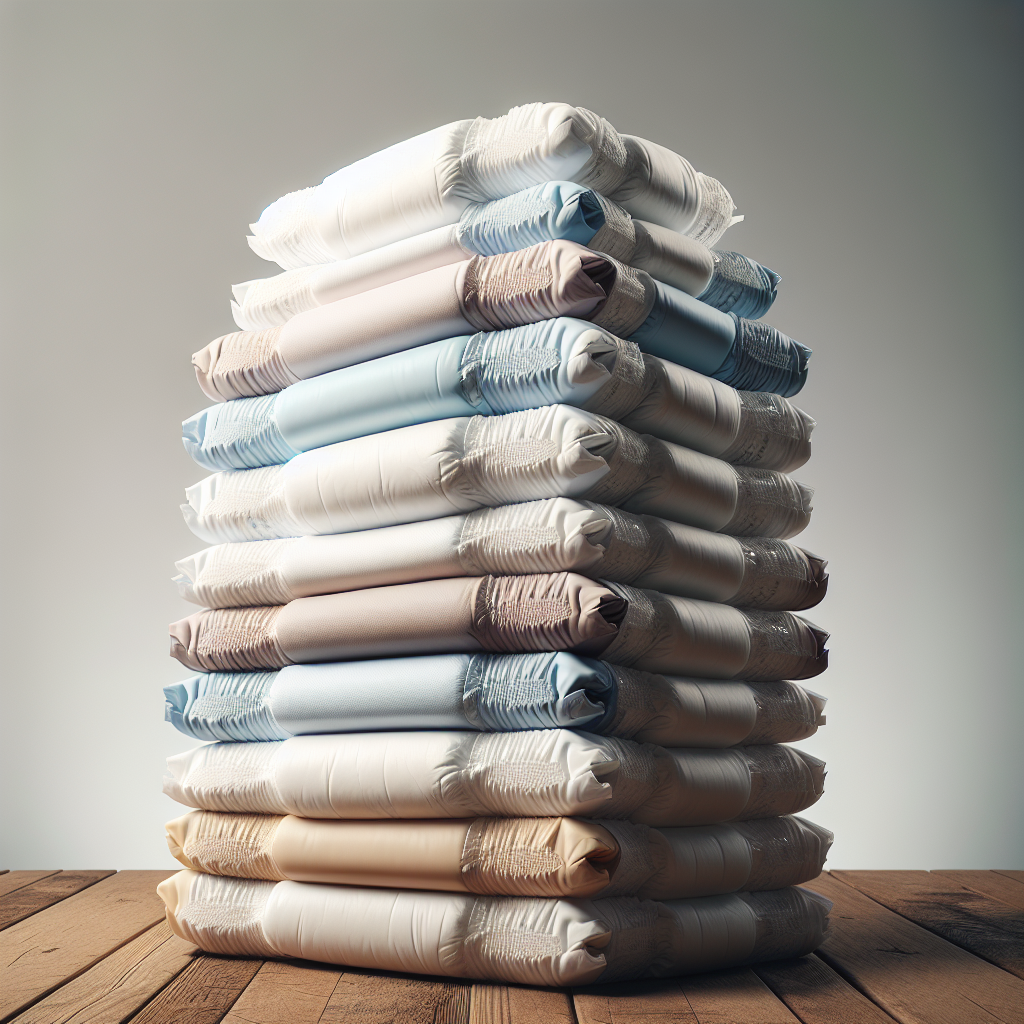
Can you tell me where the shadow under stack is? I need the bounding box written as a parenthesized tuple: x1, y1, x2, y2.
(161, 101, 833, 986)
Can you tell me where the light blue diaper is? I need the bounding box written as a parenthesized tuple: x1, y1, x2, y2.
(164, 652, 617, 742)
(456, 181, 604, 256)
(697, 250, 780, 321)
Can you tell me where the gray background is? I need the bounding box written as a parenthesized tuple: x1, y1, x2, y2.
(1, 0, 1021, 869)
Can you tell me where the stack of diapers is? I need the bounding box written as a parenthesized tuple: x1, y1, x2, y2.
(162, 102, 833, 986)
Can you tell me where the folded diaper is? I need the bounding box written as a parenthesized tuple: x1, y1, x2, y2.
(185, 319, 813, 473)
(159, 871, 829, 984)
(233, 181, 776, 331)
(248, 102, 739, 273)
(194, 241, 808, 402)
(168, 573, 828, 680)
(163, 730, 826, 824)
(181, 406, 814, 545)
(166, 811, 831, 900)
(164, 652, 826, 745)
(175, 499, 826, 610)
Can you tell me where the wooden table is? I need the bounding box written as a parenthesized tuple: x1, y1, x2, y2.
(0, 869, 1020, 1024)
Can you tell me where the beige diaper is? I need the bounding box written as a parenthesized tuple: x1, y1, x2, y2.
(166, 811, 831, 900)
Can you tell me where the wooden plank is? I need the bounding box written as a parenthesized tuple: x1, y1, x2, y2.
(223, 960, 343, 1023)
(574, 978, 699, 1022)
(835, 870, 1024, 979)
(0, 870, 174, 1023)
(318, 968, 470, 1024)
(932, 871, 1024, 911)
(679, 968, 803, 1023)
(805, 872, 1024, 1024)
(0, 872, 115, 931)
(574, 969, 804, 1024)
(754, 954, 900, 1023)
(0, 874, 59, 900)
(993, 870, 1024, 884)
(470, 983, 574, 1024)
(127, 953, 263, 1024)
(10, 921, 196, 1024)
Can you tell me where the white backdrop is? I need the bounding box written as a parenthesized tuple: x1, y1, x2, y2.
(1, 0, 1021, 869)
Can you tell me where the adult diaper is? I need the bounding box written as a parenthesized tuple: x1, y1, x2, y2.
(175, 499, 827, 610)
(159, 872, 830, 984)
(181, 406, 814, 544)
(165, 811, 831, 899)
(247, 102, 740, 272)
(163, 730, 826, 825)
(168, 573, 828, 680)
(185, 319, 813, 473)
(164, 652, 826, 745)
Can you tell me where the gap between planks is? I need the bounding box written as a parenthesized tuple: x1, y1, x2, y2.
(0, 871, 115, 931)
(805, 872, 1024, 1024)
(0, 870, 175, 1023)
(0, 873, 60, 900)
(833, 870, 1023, 978)
(8, 921, 196, 1024)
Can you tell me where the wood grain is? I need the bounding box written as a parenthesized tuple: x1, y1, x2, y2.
(0, 873, 115, 931)
(574, 970, 806, 1024)
(574, 978, 699, 1023)
(318, 968, 470, 1024)
(9, 921, 196, 1024)
(127, 954, 263, 1024)
(469, 983, 575, 1024)
(754, 954, 899, 1023)
(835, 870, 1024, 978)
(932, 871, 1024, 910)
(0, 874, 59, 900)
(223, 960, 343, 1023)
(805, 872, 1024, 1024)
(0, 870, 174, 1023)
(679, 968, 802, 1023)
